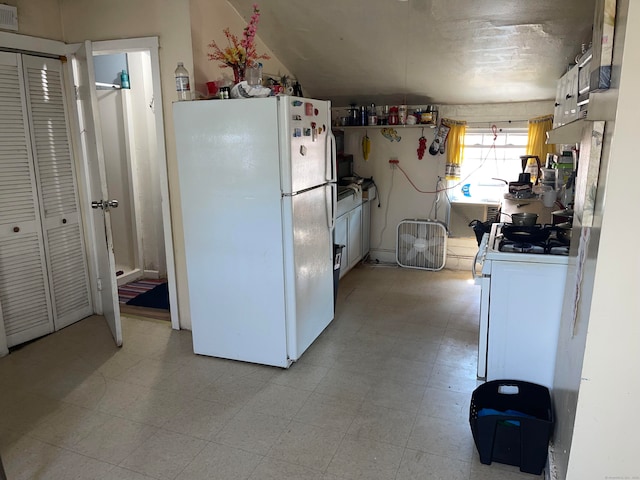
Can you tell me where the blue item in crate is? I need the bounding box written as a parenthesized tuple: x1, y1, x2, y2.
(469, 380, 554, 475)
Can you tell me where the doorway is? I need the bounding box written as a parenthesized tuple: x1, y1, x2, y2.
(89, 38, 178, 328)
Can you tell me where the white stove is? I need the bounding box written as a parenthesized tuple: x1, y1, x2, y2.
(474, 223, 569, 389)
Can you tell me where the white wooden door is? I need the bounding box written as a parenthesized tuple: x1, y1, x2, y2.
(22, 55, 93, 330)
(69, 41, 122, 346)
(0, 52, 55, 350)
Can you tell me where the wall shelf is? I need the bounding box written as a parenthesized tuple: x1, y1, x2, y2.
(334, 124, 437, 130)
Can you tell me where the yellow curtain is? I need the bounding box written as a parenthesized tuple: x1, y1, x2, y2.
(444, 119, 467, 181)
(526, 115, 555, 166)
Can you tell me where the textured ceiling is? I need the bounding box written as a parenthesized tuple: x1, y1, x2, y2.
(227, 0, 596, 107)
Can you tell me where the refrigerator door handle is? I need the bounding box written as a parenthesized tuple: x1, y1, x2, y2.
(327, 131, 337, 183)
(327, 183, 336, 230)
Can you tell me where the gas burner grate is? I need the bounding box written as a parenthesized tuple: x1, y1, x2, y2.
(498, 238, 569, 255)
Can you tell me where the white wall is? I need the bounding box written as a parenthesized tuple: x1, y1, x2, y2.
(128, 51, 166, 276)
(340, 101, 553, 267)
(553, 1, 640, 478)
(189, 0, 292, 96)
(2, 0, 63, 40)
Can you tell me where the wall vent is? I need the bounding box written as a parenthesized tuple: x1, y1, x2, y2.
(0, 5, 18, 31)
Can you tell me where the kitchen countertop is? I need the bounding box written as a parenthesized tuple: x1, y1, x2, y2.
(337, 178, 375, 201)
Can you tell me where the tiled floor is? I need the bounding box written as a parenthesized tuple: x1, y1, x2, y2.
(0, 265, 543, 479)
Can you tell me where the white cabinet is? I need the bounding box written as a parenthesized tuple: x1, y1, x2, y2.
(0, 53, 91, 353)
(335, 197, 362, 278)
(362, 199, 371, 257)
(554, 65, 579, 128)
(346, 205, 362, 272)
(361, 185, 376, 257)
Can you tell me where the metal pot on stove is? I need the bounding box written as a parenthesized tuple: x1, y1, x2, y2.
(503, 212, 538, 226)
(552, 208, 574, 224)
(555, 222, 572, 244)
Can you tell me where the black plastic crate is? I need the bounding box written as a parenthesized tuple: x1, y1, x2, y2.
(469, 380, 554, 475)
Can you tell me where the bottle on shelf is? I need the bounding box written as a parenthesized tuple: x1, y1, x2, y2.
(368, 103, 377, 126)
(120, 70, 130, 89)
(174, 62, 191, 101)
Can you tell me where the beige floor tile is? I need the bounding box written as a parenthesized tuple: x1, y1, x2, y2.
(392, 337, 441, 364)
(314, 369, 376, 401)
(119, 429, 207, 480)
(2, 435, 68, 480)
(441, 326, 480, 348)
(428, 361, 482, 394)
(175, 441, 263, 480)
(436, 343, 480, 369)
(215, 409, 290, 455)
(396, 449, 471, 480)
(378, 356, 433, 386)
(267, 420, 344, 471)
(99, 466, 159, 480)
(161, 397, 240, 440)
(243, 383, 312, 419)
(117, 386, 185, 427)
(270, 362, 330, 391)
(407, 414, 476, 462)
(294, 337, 342, 368)
(293, 392, 361, 433)
(0, 390, 62, 435)
(418, 386, 470, 421)
(0, 267, 494, 479)
(70, 416, 157, 464)
(27, 403, 111, 447)
(93, 378, 150, 414)
(198, 374, 268, 406)
(115, 358, 182, 389)
(248, 457, 327, 480)
(326, 433, 404, 480)
(347, 402, 416, 447)
(2, 435, 114, 480)
(365, 379, 426, 413)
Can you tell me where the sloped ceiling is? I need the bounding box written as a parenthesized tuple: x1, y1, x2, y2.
(227, 0, 596, 107)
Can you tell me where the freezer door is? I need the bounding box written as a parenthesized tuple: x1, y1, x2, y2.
(279, 97, 333, 193)
(282, 184, 334, 360)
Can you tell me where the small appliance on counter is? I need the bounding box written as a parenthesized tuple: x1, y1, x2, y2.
(508, 155, 541, 198)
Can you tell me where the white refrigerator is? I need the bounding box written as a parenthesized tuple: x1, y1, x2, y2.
(173, 96, 337, 367)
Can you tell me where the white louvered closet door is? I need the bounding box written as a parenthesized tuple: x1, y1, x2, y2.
(22, 55, 93, 330)
(0, 52, 55, 347)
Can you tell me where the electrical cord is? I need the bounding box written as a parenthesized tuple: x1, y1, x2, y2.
(376, 167, 395, 249)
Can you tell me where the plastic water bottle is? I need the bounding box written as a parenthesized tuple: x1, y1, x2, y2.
(120, 70, 130, 89)
(174, 62, 190, 101)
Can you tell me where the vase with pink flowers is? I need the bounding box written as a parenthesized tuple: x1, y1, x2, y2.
(208, 4, 270, 84)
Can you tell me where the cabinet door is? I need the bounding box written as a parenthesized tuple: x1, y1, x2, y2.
(22, 55, 93, 329)
(0, 53, 54, 348)
(347, 205, 362, 271)
(362, 199, 371, 257)
(563, 66, 579, 124)
(334, 213, 348, 278)
(553, 73, 566, 127)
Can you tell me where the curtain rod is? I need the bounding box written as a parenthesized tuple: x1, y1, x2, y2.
(464, 119, 529, 125)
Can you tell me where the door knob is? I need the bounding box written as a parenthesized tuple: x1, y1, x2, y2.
(91, 199, 119, 210)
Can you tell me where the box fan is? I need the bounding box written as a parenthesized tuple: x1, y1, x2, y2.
(396, 219, 447, 271)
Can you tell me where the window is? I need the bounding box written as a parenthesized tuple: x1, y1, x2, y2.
(447, 128, 529, 204)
